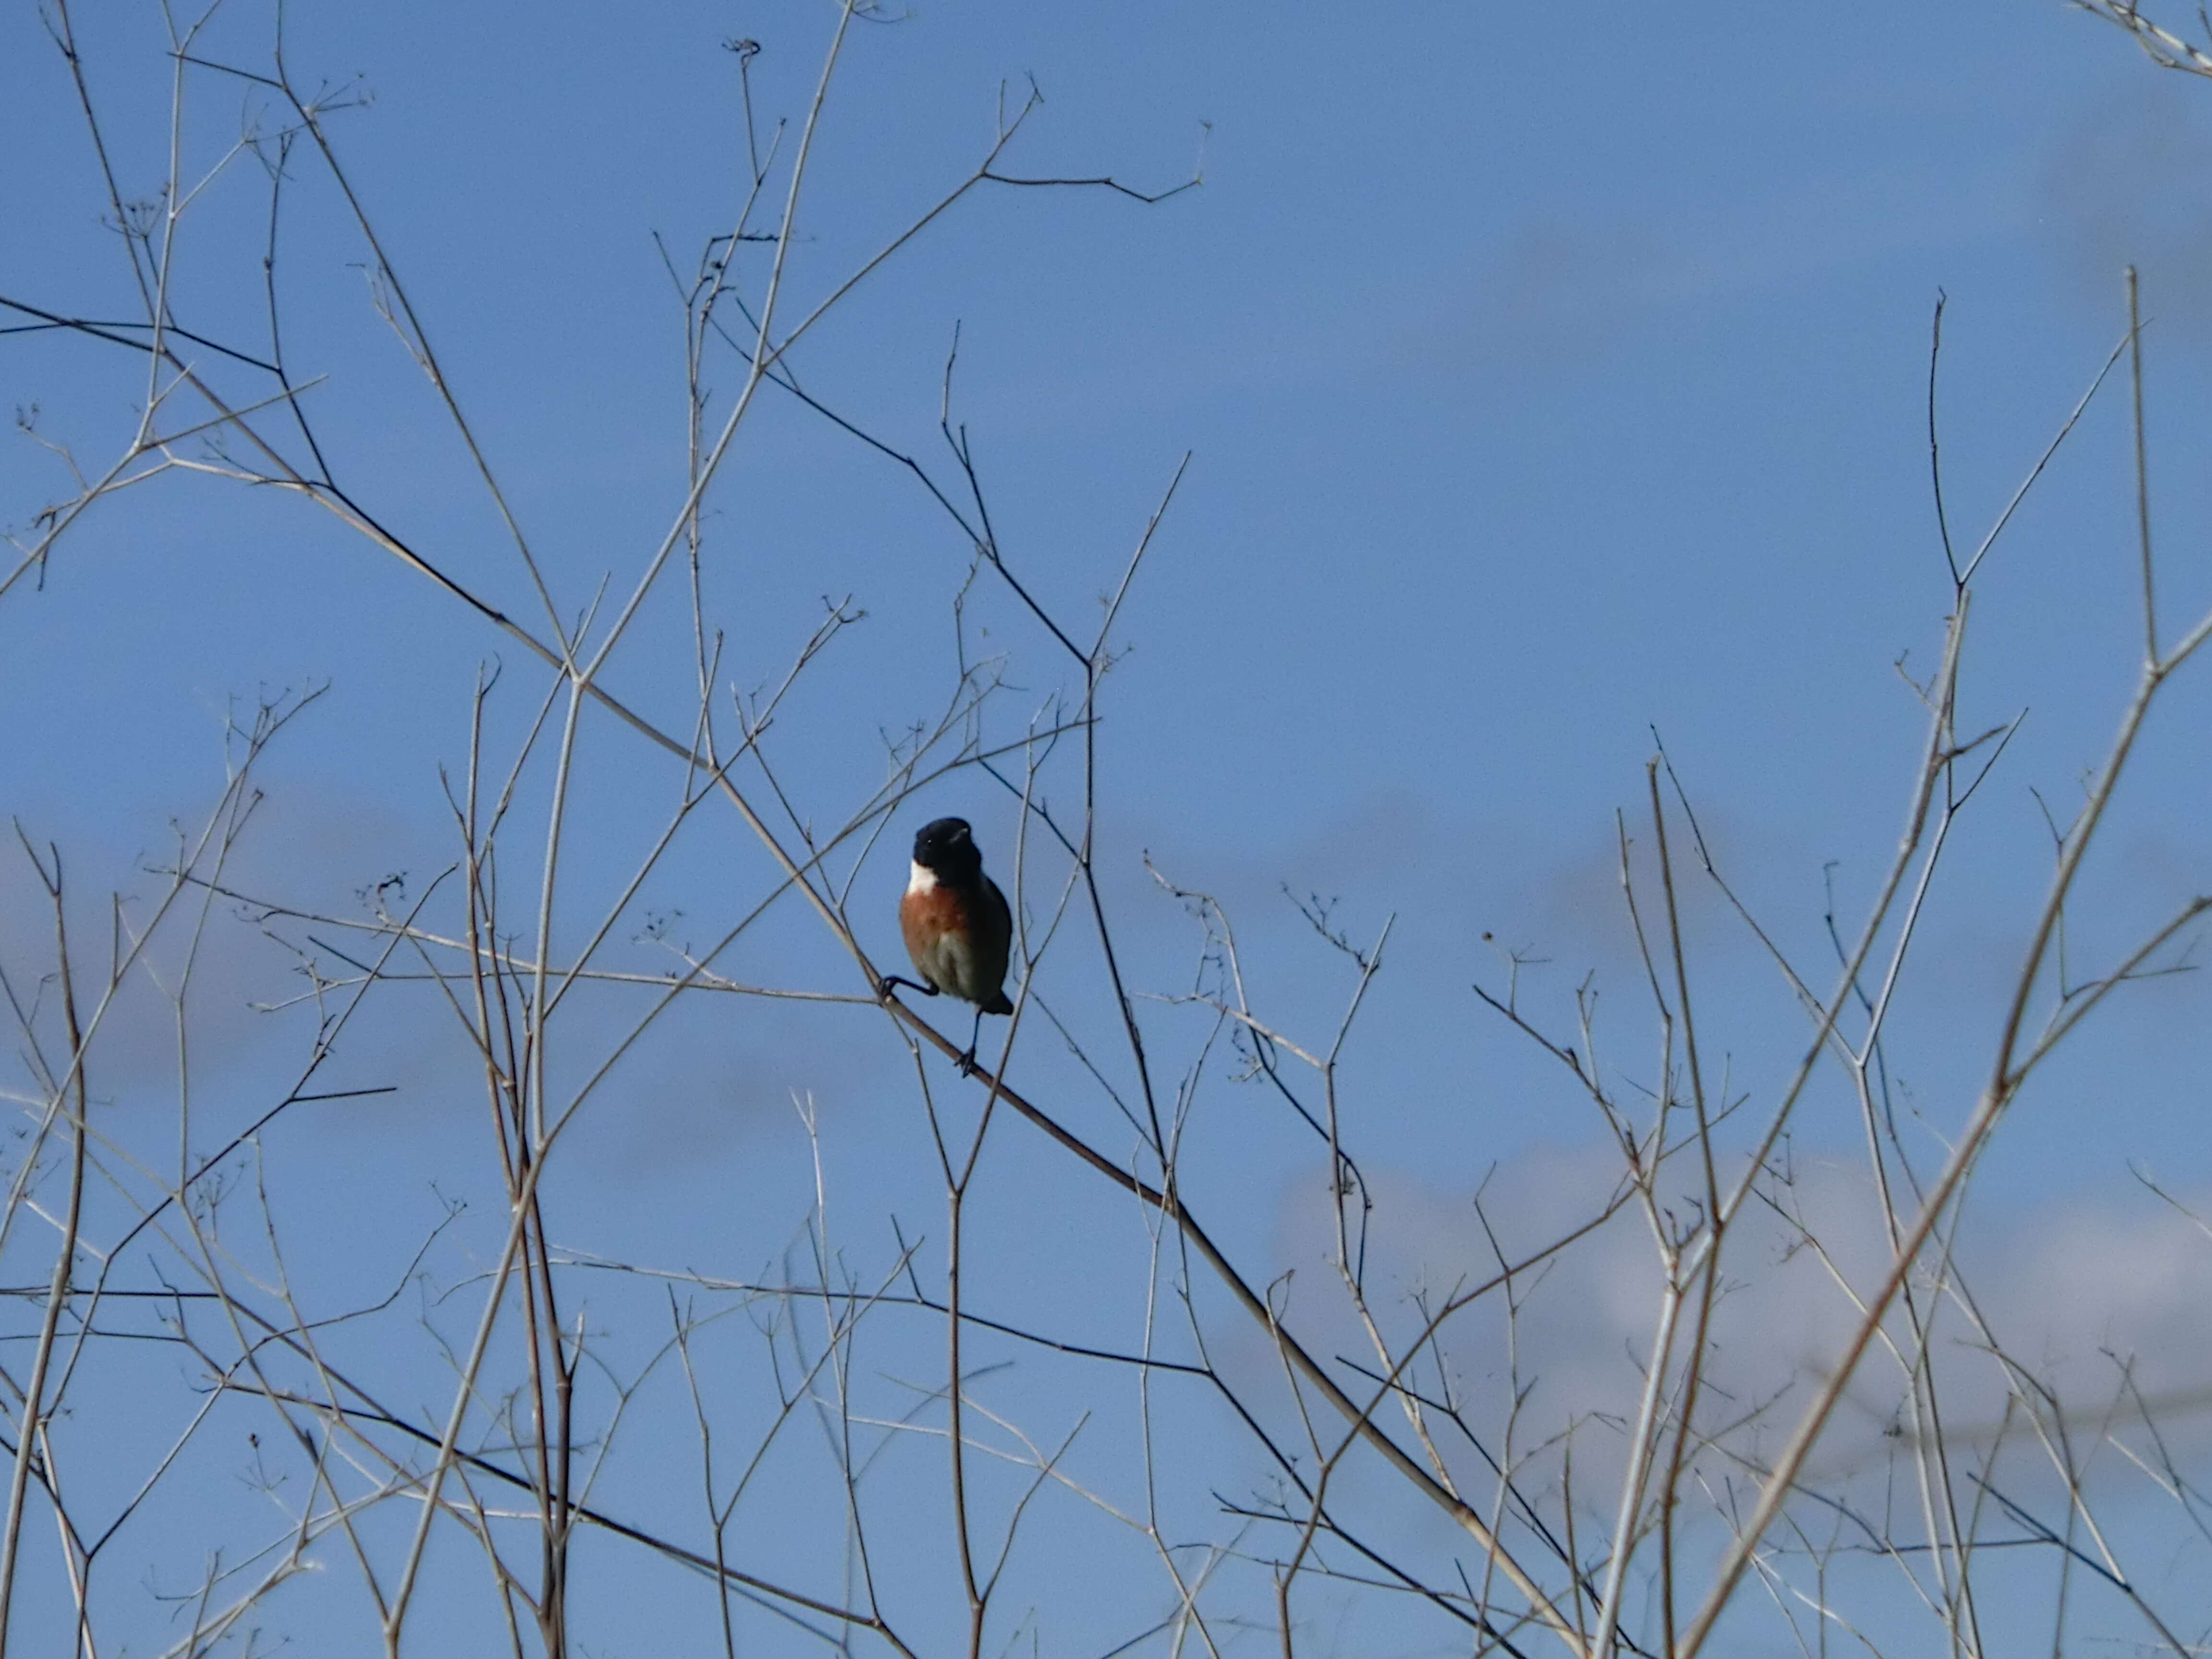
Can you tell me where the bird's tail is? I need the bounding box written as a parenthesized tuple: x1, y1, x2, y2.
(983, 990, 1014, 1016)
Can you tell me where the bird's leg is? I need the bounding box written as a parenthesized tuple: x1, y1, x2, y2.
(878, 973, 939, 1002)
(956, 1005, 986, 1078)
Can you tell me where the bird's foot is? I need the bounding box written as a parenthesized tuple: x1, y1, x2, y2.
(955, 1046, 980, 1078)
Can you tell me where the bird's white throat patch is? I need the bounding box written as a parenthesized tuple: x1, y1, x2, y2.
(906, 861, 940, 896)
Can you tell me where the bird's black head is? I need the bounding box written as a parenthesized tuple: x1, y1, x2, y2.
(912, 816, 983, 879)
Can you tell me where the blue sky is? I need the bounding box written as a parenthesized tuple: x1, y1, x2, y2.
(9, 2, 2212, 1654)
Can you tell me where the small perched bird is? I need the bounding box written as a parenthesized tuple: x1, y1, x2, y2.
(880, 817, 1014, 1074)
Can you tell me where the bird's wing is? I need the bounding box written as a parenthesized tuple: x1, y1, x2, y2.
(976, 874, 1015, 1013)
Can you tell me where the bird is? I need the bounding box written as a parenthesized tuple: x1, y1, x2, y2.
(879, 816, 1014, 1075)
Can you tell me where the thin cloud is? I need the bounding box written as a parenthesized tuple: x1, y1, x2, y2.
(2044, 74, 2212, 333)
(1269, 1140, 2212, 1497)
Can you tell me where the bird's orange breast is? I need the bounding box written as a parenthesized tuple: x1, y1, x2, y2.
(900, 883, 968, 962)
